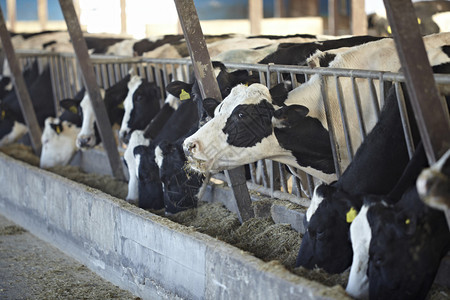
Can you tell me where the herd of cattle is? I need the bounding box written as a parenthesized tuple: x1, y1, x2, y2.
(0, 28, 449, 299)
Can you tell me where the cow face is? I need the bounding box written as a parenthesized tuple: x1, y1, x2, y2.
(134, 144, 164, 210)
(119, 75, 161, 144)
(40, 117, 80, 168)
(366, 188, 450, 299)
(156, 140, 203, 214)
(124, 130, 149, 203)
(76, 90, 105, 149)
(296, 184, 359, 273)
(0, 104, 28, 146)
(183, 83, 291, 174)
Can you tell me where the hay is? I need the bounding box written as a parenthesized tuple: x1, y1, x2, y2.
(0, 143, 40, 167)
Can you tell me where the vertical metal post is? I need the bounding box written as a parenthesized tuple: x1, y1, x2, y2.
(174, 0, 254, 223)
(351, 0, 367, 35)
(328, 0, 338, 35)
(383, 0, 450, 226)
(249, 0, 263, 35)
(0, 6, 42, 155)
(58, 0, 126, 181)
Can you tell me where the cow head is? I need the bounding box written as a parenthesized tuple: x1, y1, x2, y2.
(156, 139, 204, 214)
(124, 130, 149, 203)
(296, 184, 360, 273)
(0, 103, 28, 146)
(134, 144, 164, 210)
(183, 83, 289, 174)
(365, 187, 450, 299)
(40, 117, 80, 168)
(119, 75, 161, 144)
(75, 89, 105, 149)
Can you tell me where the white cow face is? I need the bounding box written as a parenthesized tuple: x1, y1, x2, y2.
(183, 83, 290, 174)
(76, 89, 105, 149)
(40, 117, 80, 168)
(124, 129, 149, 203)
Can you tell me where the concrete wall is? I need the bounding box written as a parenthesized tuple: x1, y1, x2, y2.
(0, 152, 351, 300)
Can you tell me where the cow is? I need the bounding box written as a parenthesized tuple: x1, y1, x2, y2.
(296, 82, 419, 274)
(182, 32, 450, 184)
(417, 149, 450, 211)
(0, 65, 55, 146)
(346, 141, 449, 299)
(118, 75, 161, 143)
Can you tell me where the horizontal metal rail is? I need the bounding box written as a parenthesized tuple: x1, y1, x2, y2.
(10, 50, 450, 205)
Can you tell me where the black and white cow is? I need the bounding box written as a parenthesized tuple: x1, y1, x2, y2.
(346, 140, 449, 299)
(182, 32, 450, 184)
(118, 74, 161, 143)
(295, 82, 419, 274)
(0, 65, 55, 146)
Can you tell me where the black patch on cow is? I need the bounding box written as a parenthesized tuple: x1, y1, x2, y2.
(143, 104, 176, 140)
(42, 40, 57, 49)
(203, 98, 220, 117)
(273, 105, 335, 174)
(269, 83, 289, 106)
(158, 139, 203, 214)
(166, 80, 193, 99)
(223, 100, 274, 148)
(0, 104, 17, 140)
(319, 53, 337, 67)
(50, 122, 63, 134)
(248, 33, 317, 40)
(126, 80, 161, 132)
(367, 187, 450, 300)
(134, 145, 164, 210)
(84, 36, 126, 54)
(442, 45, 450, 58)
(296, 184, 359, 273)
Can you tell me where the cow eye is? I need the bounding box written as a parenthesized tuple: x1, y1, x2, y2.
(238, 112, 245, 119)
(316, 230, 326, 240)
(374, 254, 384, 267)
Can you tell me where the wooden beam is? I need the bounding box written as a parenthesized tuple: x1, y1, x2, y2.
(120, 0, 127, 35)
(249, 0, 263, 35)
(383, 0, 450, 227)
(0, 5, 42, 155)
(58, 0, 126, 181)
(38, 0, 48, 31)
(6, 0, 15, 32)
(351, 0, 367, 35)
(174, 0, 255, 223)
(328, 0, 338, 35)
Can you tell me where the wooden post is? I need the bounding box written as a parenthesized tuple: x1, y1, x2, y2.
(38, 0, 48, 31)
(6, 0, 15, 32)
(58, 0, 126, 181)
(383, 0, 450, 227)
(328, 0, 339, 35)
(174, 0, 254, 223)
(249, 0, 263, 35)
(120, 0, 127, 35)
(0, 5, 42, 155)
(351, 0, 367, 35)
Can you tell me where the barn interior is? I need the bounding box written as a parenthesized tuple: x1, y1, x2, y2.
(0, 0, 449, 299)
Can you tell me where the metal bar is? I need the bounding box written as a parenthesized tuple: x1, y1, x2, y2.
(335, 76, 354, 161)
(0, 6, 42, 155)
(368, 78, 380, 120)
(384, 0, 450, 227)
(320, 75, 342, 177)
(394, 82, 416, 159)
(58, 0, 126, 181)
(384, 0, 450, 164)
(351, 76, 367, 140)
(174, 0, 254, 222)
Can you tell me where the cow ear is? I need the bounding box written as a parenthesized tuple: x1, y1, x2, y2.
(165, 81, 193, 100)
(269, 83, 289, 106)
(272, 105, 309, 128)
(203, 98, 221, 117)
(60, 99, 80, 115)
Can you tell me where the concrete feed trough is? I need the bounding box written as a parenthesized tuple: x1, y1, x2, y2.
(0, 151, 351, 300)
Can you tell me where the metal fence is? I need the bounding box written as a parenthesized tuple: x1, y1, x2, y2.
(14, 50, 450, 204)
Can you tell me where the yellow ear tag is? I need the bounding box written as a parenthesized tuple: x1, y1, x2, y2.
(179, 89, 190, 101)
(1, 110, 5, 120)
(346, 207, 358, 223)
(417, 18, 421, 25)
(117, 102, 124, 109)
(405, 218, 411, 225)
(56, 125, 61, 134)
(244, 82, 249, 87)
(69, 106, 78, 114)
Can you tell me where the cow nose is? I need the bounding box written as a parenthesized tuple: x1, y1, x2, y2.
(78, 136, 92, 148)
(184, 140, 200, 157)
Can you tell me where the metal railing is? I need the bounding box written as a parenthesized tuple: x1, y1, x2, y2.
(13, 50, 450, 204)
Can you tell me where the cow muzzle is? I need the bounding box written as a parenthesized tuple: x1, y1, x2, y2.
(76, 135, 96, 149)
(183, 139, 201, 158)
